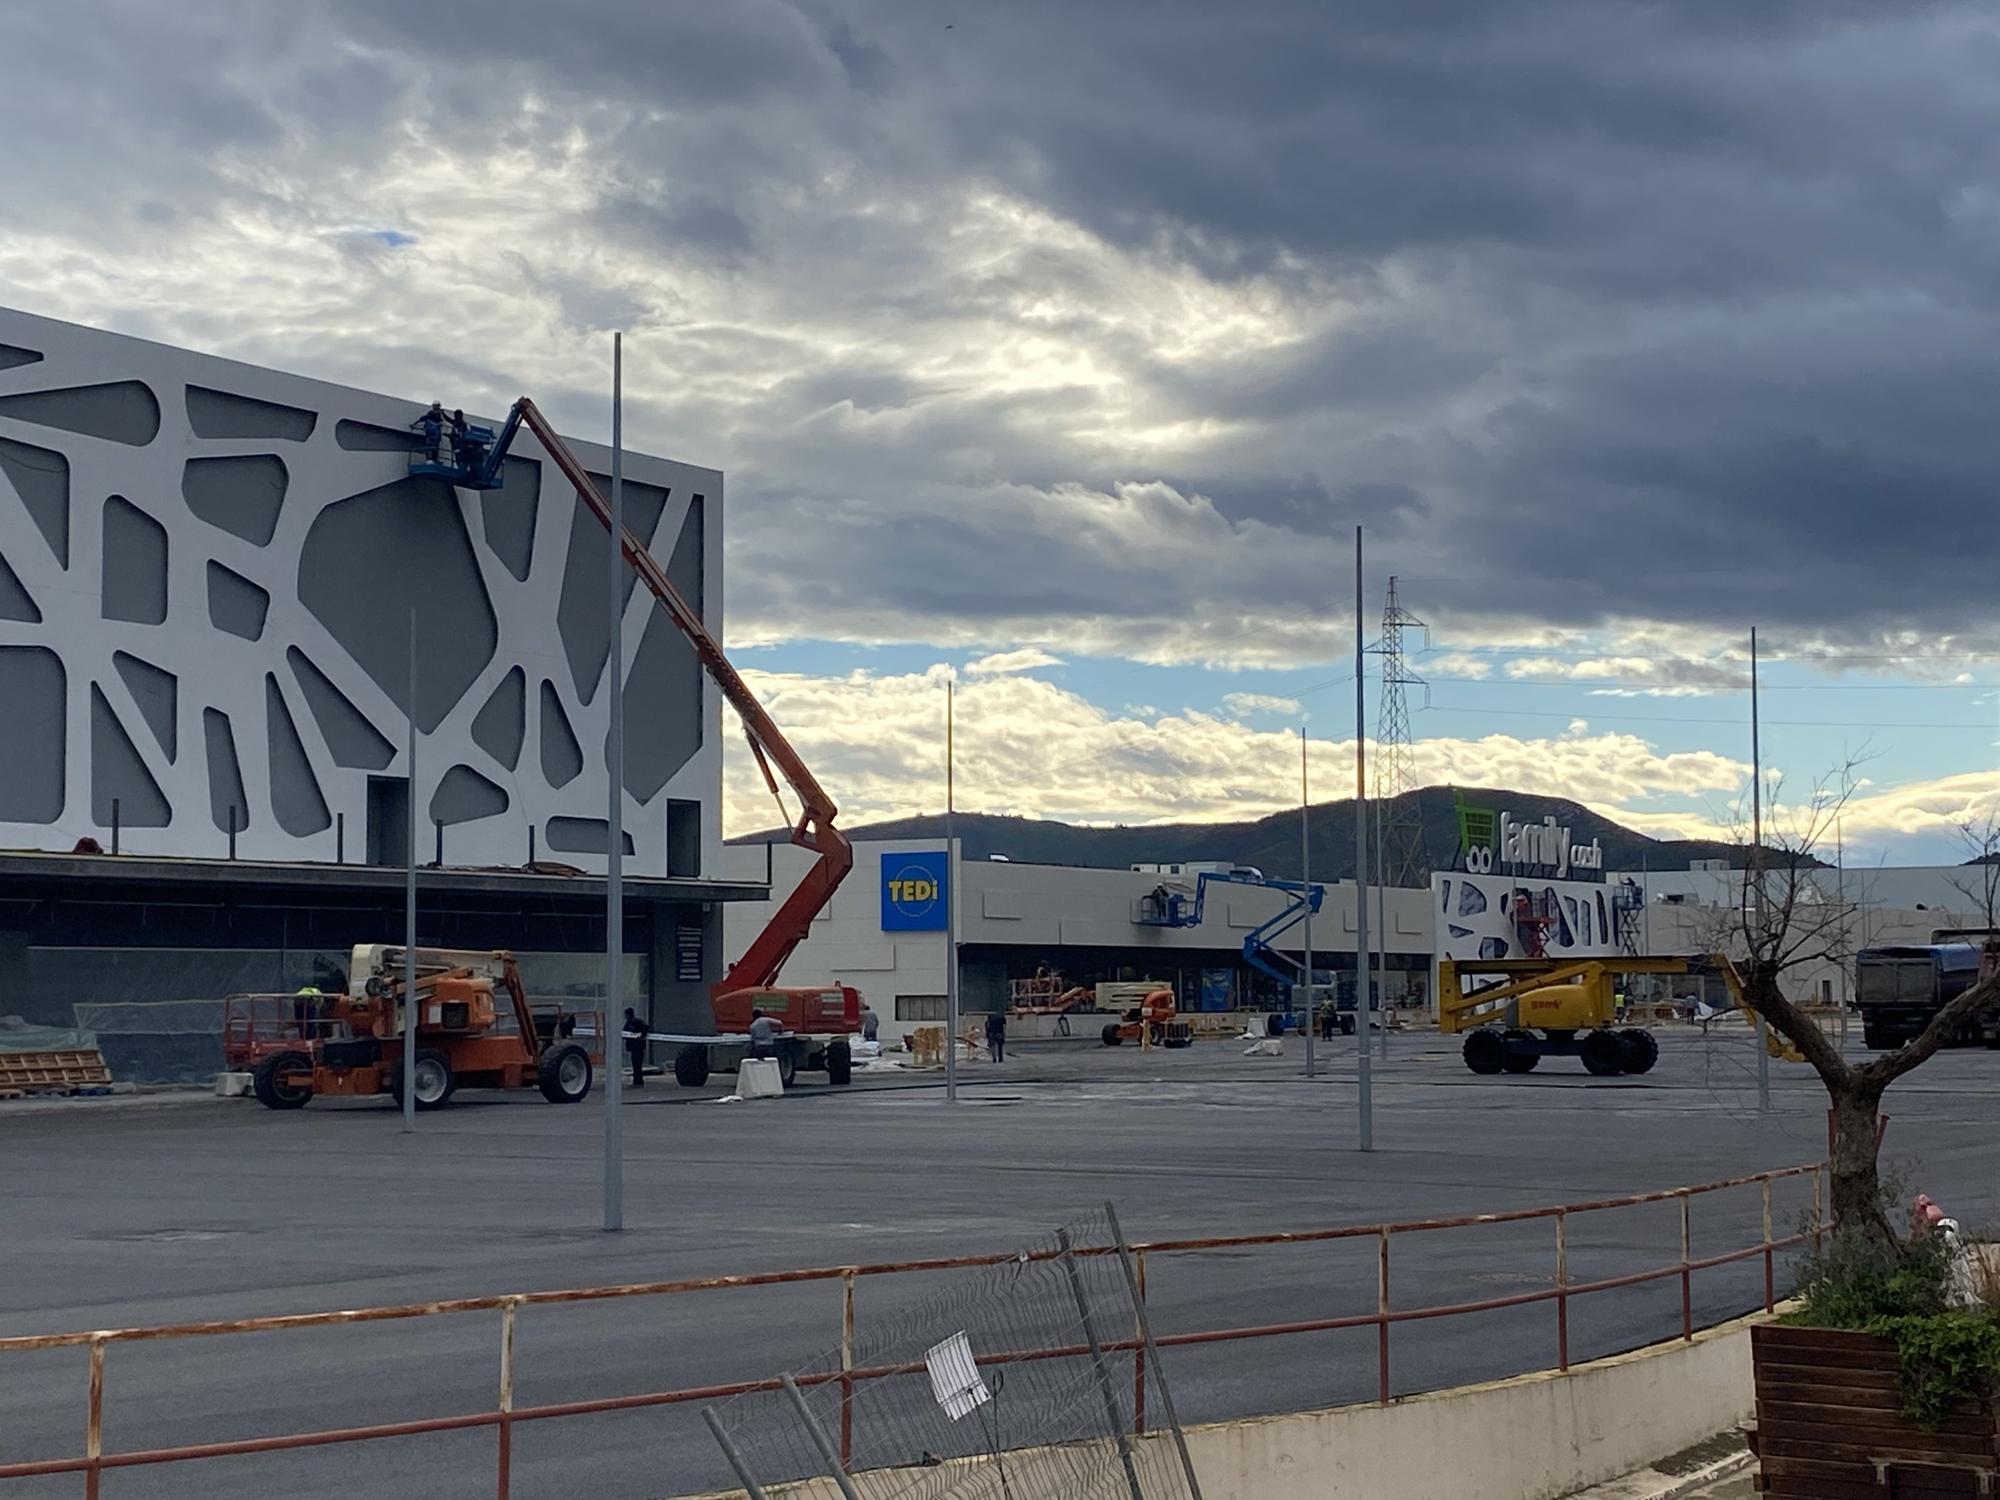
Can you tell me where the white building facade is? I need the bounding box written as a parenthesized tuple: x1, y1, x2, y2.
(0, 306, 723, 878)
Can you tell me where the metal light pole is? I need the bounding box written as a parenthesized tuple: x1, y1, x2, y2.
(403, 608, 418, 1135)
(1750, 626, 1770, 1115)
(1354, 526, 1372, 1151)
(945, 678, 959, 1105)
(1374, 798, 1388, 1060)
(604, 332, 627, 1229)
(1301, 728, 1314, 1080)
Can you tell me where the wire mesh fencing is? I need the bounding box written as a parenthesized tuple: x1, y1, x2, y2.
(698, 1204, 1202, 1500)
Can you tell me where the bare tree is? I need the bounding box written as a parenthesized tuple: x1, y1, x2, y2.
(1942, 805, 2000, 930)
(1708, 767, 2000, 1248)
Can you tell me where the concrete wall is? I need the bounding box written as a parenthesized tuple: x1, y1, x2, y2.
(721, 840, 1436, 1041)
(0, 306, 723, 877)
(679, 1310, 1761, 1500)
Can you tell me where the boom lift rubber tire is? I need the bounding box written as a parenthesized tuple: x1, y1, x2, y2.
(1463, 1028, 1507, 1075)
(1340, 1014, 1357, 1036)
(1500, 1029, 1539, 1073)
(826, 1039, 853, 1086)
(1102, 1024, 1124, 1046)
(674, 1045, 712, 1087)
(253, 1049, 313, 1109)
(777, 1048, 798, 1089)
(1617, 1028, 1660, 1075)
(1267, 1014, 1286, 1037)
(537, 1043, 592, 1103)
(1580, 1030, 1626, 1077)
(394, 1049, 456, 1110)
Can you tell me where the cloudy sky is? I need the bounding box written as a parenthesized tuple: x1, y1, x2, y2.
(6, 0, 1998, 863)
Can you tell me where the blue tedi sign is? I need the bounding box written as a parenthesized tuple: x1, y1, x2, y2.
(881, 850, 950, 931)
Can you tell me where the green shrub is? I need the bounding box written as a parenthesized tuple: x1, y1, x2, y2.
(1783, 1193, 2000, 1431)
(1868, 1311, 2000, 1432)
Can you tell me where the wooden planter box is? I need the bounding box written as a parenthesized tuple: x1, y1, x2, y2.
(1751, 1323, 2000, 1496)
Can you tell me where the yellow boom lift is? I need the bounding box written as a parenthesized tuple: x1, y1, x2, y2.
(1439, 954, 1800, 1076)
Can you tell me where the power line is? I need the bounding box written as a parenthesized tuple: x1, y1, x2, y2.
(1422, 702, 2000, 730)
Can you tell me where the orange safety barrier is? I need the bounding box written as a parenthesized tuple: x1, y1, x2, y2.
(0, 1161, 1828, 1498)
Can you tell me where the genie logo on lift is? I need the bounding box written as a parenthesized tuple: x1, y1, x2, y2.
(881, 850, 950, 932)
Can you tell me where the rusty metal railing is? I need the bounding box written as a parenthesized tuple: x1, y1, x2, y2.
(0, 1161, 1826, 1498)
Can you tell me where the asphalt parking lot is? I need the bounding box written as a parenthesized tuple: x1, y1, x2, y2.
(3, 1026, 1995, 1499)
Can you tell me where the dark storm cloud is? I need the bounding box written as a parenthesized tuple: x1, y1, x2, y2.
(6, 0, 2000, 658)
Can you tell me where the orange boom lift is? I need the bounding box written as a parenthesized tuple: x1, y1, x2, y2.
(416, 399, 861, 1088)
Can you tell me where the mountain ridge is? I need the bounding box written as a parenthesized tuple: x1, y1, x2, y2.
(730, 785, 1798, 883)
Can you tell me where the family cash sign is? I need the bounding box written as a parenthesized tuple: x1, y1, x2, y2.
(1462, 811, 1605, 881)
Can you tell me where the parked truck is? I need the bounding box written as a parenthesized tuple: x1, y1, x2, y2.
(1855, 935, 2000, 1050)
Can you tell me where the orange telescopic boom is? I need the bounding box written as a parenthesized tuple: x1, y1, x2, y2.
(453, 399, 855, 1017)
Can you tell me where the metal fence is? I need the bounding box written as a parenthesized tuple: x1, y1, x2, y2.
(0, 1161, 1826, 1499)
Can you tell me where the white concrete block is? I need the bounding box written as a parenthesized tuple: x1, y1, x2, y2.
(738, 1059, 784, 1098)
(214, 1071, 252, 1097)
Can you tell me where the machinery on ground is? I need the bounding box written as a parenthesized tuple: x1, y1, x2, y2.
(244, 947, 598, 1110)
(1856, 933, 2000, 1050)
(1099, 987, 1191, 1049)
(1137, 868, 1336, 1028)
(1438, 953, 1788, 1076)
(414, 399, 859, 1089)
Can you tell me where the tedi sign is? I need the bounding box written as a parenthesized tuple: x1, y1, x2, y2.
(1462, 811, 1604, 881)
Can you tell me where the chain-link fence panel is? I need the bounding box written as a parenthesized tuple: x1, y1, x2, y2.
(696, 1205, 1201, 1500)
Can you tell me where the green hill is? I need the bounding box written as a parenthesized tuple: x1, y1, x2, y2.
(731, 785, 1784, 885)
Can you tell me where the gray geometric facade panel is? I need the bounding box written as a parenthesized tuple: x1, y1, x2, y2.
(102, 496, 168, 625)
(0, 380, 161, 445)
(90, 683, 171, 827)
(0, 305, 721, 874)
(185, 385, 317, 441)
(203, 707, 248, 834)
(622, 494, 705, 802)
(471, 665, 526, 770)
(182, 454, 288, 545)
(265, 674, 331, 836)
(431, 764, 509, 826)
(297, 475, 498, 734)
(206, 560, 270, 640)
(112, 650, 178, 761)
(0, 434, 70, 566)
(540, 678, 583, 788)
(0, 646, 64, 823)
(556, 474, 668, 705)
(286, 647, 395, 771)
(0, 551, 38, 622)
(545, 816, 635, 856)
(479, 455, 541, 581)
(333, 418, 422, 452)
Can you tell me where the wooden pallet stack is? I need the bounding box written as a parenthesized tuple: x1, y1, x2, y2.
(0, 1048, 116, 1098)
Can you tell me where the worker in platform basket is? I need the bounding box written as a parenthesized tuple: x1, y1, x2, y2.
(622, 1007, 647, 1088)
(747, 1008, 781, 1062)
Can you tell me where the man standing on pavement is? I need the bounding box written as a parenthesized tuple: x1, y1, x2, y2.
(984, 1008, 1006, 1064)
(622, 1007, 647, 1088)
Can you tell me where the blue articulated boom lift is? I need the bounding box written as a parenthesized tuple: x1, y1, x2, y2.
(1139, 870, 1340, 1031)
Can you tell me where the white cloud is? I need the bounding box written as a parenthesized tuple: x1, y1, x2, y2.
(1504, 655, 1747, 696)
(1425, 652, 1492, 680)
(1221, 692, 1302, 720)
(965, 648, 1064, 676)
(725, 663, 1750, 834)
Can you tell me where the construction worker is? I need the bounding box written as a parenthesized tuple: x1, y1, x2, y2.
(860, 1002, 879, 1044)
(419, 403, 444, 465)
(984, 1008, 1006, 1063)
(622, 1007, 646, 1088)
(747, 1007, 780, 1061)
